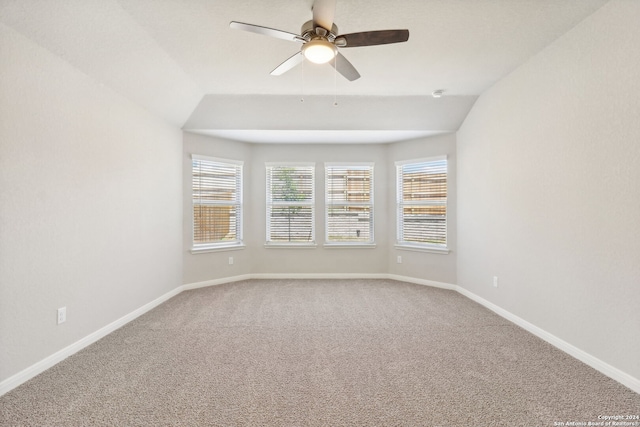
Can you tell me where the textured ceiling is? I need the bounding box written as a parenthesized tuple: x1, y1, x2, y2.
(0, 0, 608, 142)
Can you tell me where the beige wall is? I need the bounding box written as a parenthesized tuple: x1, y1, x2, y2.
(457, 0, 640, 380)
(0, 24, 183, 383)
(183, 134, 457, 283)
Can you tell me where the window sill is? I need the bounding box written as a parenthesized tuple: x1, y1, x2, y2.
(323, 243, 377, 249)
(190, 244, 245, 254)
(264, 243, 317, 249)
(395, 244, 450, 255)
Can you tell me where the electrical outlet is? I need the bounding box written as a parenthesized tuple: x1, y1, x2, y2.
(397, 256, 402, 264)
(493, 276, 499, 288)
(57, 307, 66, 325)
(228, 256, 234, 265)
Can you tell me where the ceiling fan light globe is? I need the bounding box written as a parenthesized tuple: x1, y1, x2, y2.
(302, 39, 337, 64)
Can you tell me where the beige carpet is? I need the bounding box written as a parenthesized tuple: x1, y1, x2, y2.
(1, 279, 638, 426)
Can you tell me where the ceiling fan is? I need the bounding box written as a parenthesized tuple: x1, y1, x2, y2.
(230, 0, 409, 81)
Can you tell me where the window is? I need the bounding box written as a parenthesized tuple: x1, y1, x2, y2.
(266, 164, 315, 245)
(192, 155, 243, 251)
(396, 156, 448, 251)
(325, 163, 374, 245)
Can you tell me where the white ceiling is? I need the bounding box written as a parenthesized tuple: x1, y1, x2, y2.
(0, 0, 608, 143)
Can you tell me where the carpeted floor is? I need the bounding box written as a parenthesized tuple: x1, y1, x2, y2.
(1, 279, 638, 426)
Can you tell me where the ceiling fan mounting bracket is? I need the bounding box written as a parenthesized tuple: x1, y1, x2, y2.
(301, 20, 338, 42)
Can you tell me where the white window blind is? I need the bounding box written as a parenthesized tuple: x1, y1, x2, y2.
(192, 155, 243, 249)
(266, 164, 315, 244)
(396, 157, 447, 248)
(325, 164, 374, 244)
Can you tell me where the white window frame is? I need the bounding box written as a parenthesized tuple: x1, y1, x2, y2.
(324, 163, 375, 248)
(395, 156, 449, 254)
(265, 163, 316, 248)
(191, 155, 244, 253)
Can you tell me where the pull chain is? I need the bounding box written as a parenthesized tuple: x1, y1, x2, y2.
(333, 54, 338, 106)
(301, 57, 305, 103)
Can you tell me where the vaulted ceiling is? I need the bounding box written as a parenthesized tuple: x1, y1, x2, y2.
(0, 0, 608, 143)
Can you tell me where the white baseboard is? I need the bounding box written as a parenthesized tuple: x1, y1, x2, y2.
(186, 276, 638, 394)
(456, 286, 640, 394)
(3, 274, 638, 397)
(182, 274, 252, 291)
(0, 286, 182, 397)
(387, 274, 457, 291)
(251, 273, 388, 280)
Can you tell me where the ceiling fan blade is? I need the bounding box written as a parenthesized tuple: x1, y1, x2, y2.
(270, 52, 304, 76)
(230, 21, 302, 43)
(312, 0, 336, 31)
(330, 52, 361, 81)
(335, 30, 409, 47)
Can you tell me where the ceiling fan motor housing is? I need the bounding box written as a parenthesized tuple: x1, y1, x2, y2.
(301, 20, 338, 42)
